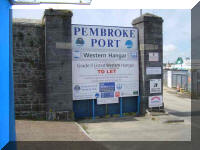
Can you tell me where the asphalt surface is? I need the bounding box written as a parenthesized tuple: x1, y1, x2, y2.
(164, 87, 191, 125)
(15, 120, 91, 141)
(191, 98, 200, 141)
(78, 87, 191, 141)
(14, 87, 200, 150)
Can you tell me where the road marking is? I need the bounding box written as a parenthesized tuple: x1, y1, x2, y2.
(75, 122, 94, 141)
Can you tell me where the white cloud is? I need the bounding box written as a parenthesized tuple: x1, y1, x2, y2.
(12, 9, 190, 63)
(164, 44, 177, 52)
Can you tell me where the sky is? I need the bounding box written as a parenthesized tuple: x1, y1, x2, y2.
(12, 9, 191, 63)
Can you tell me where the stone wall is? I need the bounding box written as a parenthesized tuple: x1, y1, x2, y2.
(44, 10, 73, 113)
(13, 10, 74, 120)
(13, 11, 163, 119)
(13, 19, 46, 119)
(133, 13, 163, 115)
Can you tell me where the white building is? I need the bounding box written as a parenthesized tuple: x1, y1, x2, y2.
(171, 57, 191, 70)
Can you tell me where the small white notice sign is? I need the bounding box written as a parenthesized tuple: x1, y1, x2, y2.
(97, 97, 119, 105)
(149, 52, 159, 61)
(146, 67, 161, 75)
(150, 79, 161, 93)
(148, 95, 163, 108)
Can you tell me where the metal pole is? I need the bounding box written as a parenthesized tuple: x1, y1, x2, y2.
(137, 96, 140, 115)
(106, 104, 108, 115)
(140, 9, 142, 16)
(120, 97, 123, 117)
(92, 99, 95, 119)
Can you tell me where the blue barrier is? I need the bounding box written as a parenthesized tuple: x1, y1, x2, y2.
(120, 97, 123, 117)
(0, 0, 15, 149)
(73, 96, 138, 119)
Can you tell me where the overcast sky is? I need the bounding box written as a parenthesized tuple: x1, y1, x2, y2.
(12, 9, 191, 63)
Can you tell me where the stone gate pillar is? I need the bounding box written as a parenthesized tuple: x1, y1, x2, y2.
(132, 13, 163, 115)
(43, 10, 73, 114)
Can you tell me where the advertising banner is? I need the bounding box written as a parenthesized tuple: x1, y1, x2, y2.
(148, 95, 163, 108)
(97, 97, 119, 105)
(149, 52, 159, 61)
(72, 24, 139, 100)
(150, 79, 162, 93)
(146, 67, 162, 75)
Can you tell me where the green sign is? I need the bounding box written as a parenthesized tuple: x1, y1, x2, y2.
(175, 57, 183, 64)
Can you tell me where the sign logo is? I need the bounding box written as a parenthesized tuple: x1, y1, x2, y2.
(125, 40, 133, 48)
(95, 93, 100, 98)
(148, 95, 163, 108)
(99, 82, 115, 92)
(154, 83, 158, 87)
(74, 85, 80, 91)
(131, 52, 137, 58)
(115, 91, 120, 97)
(133, 91, 138, 95)
(73, 51, 81, 59)
(151, 96, 161, 102)
(116, 84, 122, 90)
(150, 79, 161, 94)
(76, 38, 85, 46)
(101, 92, 114, 98)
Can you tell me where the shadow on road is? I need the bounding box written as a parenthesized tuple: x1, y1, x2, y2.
(165, 108, 200, 117)
(165, 108, 191, 117)
(77, 116, 139, 124)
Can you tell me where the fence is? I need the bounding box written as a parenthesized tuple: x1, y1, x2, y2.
(73, 96, 138, 119)
(163, 69, 191, 92)
(191, 70, 200, 98)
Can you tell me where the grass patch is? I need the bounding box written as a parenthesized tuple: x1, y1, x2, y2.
(123, 112, 137, 116)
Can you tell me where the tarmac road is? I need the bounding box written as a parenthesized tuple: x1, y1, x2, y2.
(78, 87, 191, 141)
(13, 87, 198, 150)
(163, 87, 191, 124)
(15, 120, 91, 141)
(83, 87, 194, 150)
(191, 98, 200, 142)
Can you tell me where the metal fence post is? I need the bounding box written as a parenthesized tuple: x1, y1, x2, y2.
(92, 99, 95, 119)
(137, 96, 140, 115)
(120, 97, 123, 117)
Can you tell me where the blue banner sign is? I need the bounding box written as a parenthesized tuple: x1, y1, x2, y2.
(99, 82, 115, 92)
(101, 92, 114, 98)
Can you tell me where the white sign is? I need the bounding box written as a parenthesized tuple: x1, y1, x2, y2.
(150, 79, 161, 93)
(72, 24, 138, 51)
(148, 95, 163, 108)
(97, 97, 119, 105)
(72, 24, 139, 100)
(149, 52, 159, 61)
(13, 0, 91, 4)
(146, 67, 161, 75)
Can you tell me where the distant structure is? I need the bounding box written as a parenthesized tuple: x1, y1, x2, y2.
(164, 57, 191, 70)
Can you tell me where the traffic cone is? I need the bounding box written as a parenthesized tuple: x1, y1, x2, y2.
(176, 84, 180, 92)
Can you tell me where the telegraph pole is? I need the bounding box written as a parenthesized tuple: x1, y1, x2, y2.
(140, 9, 142, 16)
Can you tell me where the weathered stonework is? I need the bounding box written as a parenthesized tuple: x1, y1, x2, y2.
(13, 19, 46, 119)
(13, 10, 74, 120)
(13, 10, 163, 119)
(43, 10, 73, 113)
(133, 13, 164, 115)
